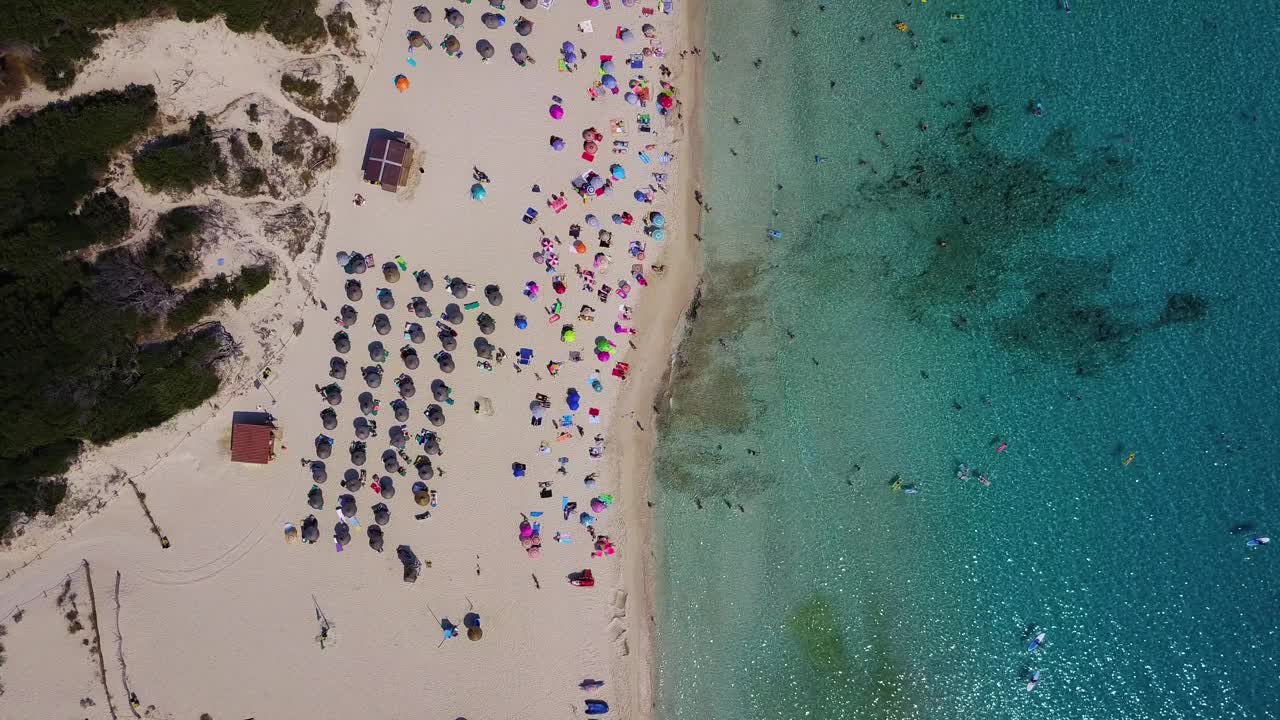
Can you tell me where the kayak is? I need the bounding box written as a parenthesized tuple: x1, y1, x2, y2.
(1027, 670, 1041, 692)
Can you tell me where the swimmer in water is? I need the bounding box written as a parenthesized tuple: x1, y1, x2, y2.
(1028, 100, 1044, 118)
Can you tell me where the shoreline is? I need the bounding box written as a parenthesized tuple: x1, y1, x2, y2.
(613, 0, 707, 716)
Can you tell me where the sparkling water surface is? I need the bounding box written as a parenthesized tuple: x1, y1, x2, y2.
(654, 2, 1279, 719)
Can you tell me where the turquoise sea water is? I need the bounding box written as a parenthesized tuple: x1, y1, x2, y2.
(654, 2, 1279, 719)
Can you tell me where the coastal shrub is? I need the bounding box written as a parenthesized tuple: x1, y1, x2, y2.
(325, 7, 358, 53)
(280, 73, 322, 98)
(167, 264, 272, 330)
(144, 206, 205, 284)
(239, 166, 267, 194)
(246, 131, 263, 150)
(0, 1, 327, 90)
(281, 74, 358, 122)
(0, 86, 245, 534)
(133, 113, 226, 193)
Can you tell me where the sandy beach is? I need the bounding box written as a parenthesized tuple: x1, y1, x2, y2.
(0, 1, 703, 718)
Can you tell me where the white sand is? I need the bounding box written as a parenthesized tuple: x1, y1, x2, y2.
(0, 1, 703, 718)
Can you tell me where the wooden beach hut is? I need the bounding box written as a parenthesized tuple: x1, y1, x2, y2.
(230, 421, 276, 464)
(363, 136, 414, 192)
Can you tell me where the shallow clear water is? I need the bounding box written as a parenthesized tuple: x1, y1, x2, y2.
(654, 2, 1280, 719)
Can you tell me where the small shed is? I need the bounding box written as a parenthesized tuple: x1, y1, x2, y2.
(364, 136, 414, 192)
(231, 422, 276, 464)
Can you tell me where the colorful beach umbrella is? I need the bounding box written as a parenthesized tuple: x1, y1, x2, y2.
(609, 164, 625, 180)
(600, 59, 615, 74)
(624, 91, 639, 106)
(651, 228, 665, 241)
(658, 93, 674, 109)
(549, 103, 565, 119)
(395, 74, 411, 92)
(649, 211, 665, 227)
(620, 28, 635, 42)
(562, 41, 576, 54)
(470, 183, 487, 200)
(601, 74, 618, 89)
(585, 214, 600, 228)
(550, 136, 566, 150)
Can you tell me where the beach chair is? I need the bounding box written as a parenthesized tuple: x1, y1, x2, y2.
(523, 207, 539, 224)
(597, 285, 611, 303)
(597, 230, 612, 248)
(518, 348, 534, 365)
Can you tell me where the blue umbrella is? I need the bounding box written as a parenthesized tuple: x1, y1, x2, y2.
(601, 74, 617, 89)
(565, 50, 577, 64)
(624, 91, 639, 106)
(651, 227, 665, 241)
(611, 213, 623, 224)
(515, 314, 528, 329)
(600, 59, 615, 73)
(585, 214, 600, 228)
(562, 41, 576, 54)
(610, 164, 625, 180)
(470, 183, 487, 200)
(620, 28, 635, 42)
(650, 212, 665, 227)
(550, 136, 566, 151)
(633, 189, 647, 202)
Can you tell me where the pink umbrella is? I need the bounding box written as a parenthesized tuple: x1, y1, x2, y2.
(658, 93, 674, 109)
(590, 498, 606, 513)
(520, 521, 534, 538)
(549, 104, 565, 119)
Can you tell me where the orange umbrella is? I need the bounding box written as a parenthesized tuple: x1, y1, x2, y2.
(395, 75, 410, 92)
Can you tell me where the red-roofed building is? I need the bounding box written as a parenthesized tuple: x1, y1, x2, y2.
(230, 422, 276, 464)
(363, 136, 414, 192)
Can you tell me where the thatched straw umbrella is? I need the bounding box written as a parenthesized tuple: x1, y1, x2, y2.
(353, 416, 372, 440)
(408, 31, 427, 49)
(334, 522, 351, 545)
(414, 5, 432, 22)
(315, 435, 333, 459)
(515, 18, 533, 36)
(379, 477, 396, 499)
(373, 313, 392, 335)
(388, 425, 407, 450)
(445, 7, 464, 27)
(383, 262, 401, 282)
(310, 461, 327, 483)
(350, 444, 366, 466)
(443, 34, 461, 55)
(416, 457, 434, 480)
(333, 331, 351, 353)
(476, 38, 495, 60)
(307, 486, 324, 510)
(476, 313, 496, 335)
(401, 346, 420, 370)
(339, 494, 357, 518)
(422, 434, 441, 456)
(408, 323, 426, 344)
(431, 379, 451, 402)
(443, 303, 463, 325)
(415, 270, 434, 292)
(373, 502, 391, 525)
(521, 0, 536, 8)
(391, 399, 410, 422)
(382, 449, 401, 473)
(369, 340, 386, 362)
(359, 392, 375, 415)
(363, 365, 383, 388)
(329, 356, 347, 380)
(474, 337, 495, 359)
(379, 290, 395, 310)
(347, 254, 367, 274)
(345, 279, 362, 301)
(340, 304, 358, 326)
(448, 277, 469, 299)
(398, 375, 416, 399)
(321, 407, 338, 429)
(410, 297, 431, 318)
(438, 331, 458, 352)
(343, 468, 362, 492)
(468, 627, 483, 641)
(481, 13, 503, 29)
(436, 351, 455, 373)
(510, 42, 529, 65)
(368, 525, 385, 552)
(324, 386, 342, 406)
(426, 404, 446, 427)
(484, 284, 503, 306)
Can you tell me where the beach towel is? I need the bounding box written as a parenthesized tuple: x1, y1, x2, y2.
(578, 20, 593, 33)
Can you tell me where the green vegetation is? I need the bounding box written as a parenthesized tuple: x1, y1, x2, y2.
(280, 73, 321, 98)
(280, 73, 358, 122)
(167, 264, 272, 331)
(239, 165, 266, 194)
(0, 85, 251, 534)
(1, 0, 326, 90)
(133, 113, 225, 193)
(246, 131, 263, 151)
(324, 6, 358, 54)
(143, 206, 205, 283)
